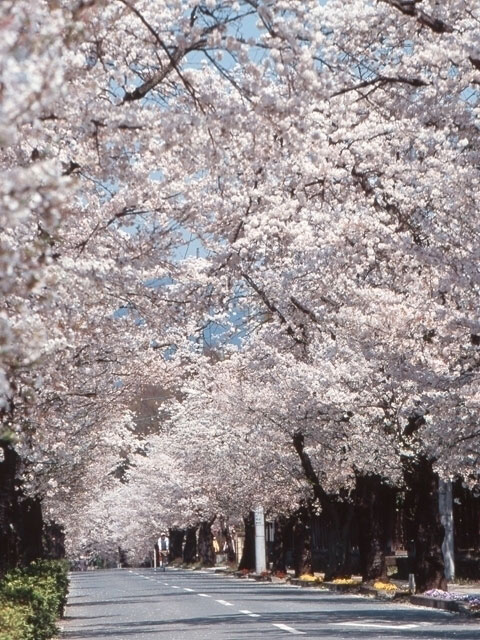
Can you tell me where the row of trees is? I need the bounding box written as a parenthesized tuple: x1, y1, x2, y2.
(1, 0, 480, 592)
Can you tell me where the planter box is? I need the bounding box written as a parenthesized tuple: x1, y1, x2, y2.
(410, 595, 479, 615)
(359, 586, 409, 600)
(289, 578, 323, 588)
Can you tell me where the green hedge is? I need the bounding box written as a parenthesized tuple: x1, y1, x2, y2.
(0, 559, 69, 640)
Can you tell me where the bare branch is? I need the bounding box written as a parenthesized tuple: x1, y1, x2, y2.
(333, 73, 427, 98)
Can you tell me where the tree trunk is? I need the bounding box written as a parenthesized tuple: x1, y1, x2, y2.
(197, 519, 216, 567)
(118, 546, 128, 567)
(271, 515, 287, 573)
(18, 496, 44, 566)
(43, 521, 66, 560)
(238, 512, 255, 571)
(169, 528, 185, 562)
(0, 439, 48, 574)
(0, 441, 20, 576)
(323, 500, 354, 581)
(292, 431, 354, 580)
(219, 517, 236, 564)
(403, 455, 447, 592)
(293, 510, 312, 577)
(356, 474, 392, 582)
(183, 526, 198, 564)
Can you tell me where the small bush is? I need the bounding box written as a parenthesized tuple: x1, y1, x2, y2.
(0, 560, 69, 640)
(0, 601, 34, 640)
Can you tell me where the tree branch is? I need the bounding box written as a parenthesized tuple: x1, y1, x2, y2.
(333, 74, 427, 98)
(241, 272, 306, 345)
(379, 0, 454, 34)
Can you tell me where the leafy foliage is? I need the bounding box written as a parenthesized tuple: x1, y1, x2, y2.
(0, 560, 69, 640)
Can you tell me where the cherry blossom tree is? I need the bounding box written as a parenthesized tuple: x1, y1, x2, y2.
(2, 1, 480, 591)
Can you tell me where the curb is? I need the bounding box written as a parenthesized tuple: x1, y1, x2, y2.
(410, 595, 480, 616)
(359, 586, 410, 600)
(289, 578, 324, 588)
(322, 581, 362, 593)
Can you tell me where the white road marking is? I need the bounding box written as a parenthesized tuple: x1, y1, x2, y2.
(215, 599, 233, 606)
(272, 623, 305, 635)
(172, 586, 180, 589)
(198, 593, 211, 598)
(331, 622, 419, 630)
(184, 588, 195, 592)
(239, 609, 261, 618)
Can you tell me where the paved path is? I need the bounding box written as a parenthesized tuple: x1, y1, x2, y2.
(60, 568, 480, 639)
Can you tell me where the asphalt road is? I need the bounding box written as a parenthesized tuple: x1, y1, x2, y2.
(60, 568, 480, 639)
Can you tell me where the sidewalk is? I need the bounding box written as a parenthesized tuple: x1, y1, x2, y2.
(447, 582, 480, 596)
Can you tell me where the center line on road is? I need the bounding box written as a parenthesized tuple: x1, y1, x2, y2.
(215, 599, 233, 606)
(184, 587, 195, 592)
(198, 593, 211, 598)
(239, 609, 260, 617)
(172, 586, 180, 589)
(273, 623, 306, 635)
(331, 622, 419, 630)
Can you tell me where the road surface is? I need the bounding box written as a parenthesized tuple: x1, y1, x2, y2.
(60, 568, 480, 639)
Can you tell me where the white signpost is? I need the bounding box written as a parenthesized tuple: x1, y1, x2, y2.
(439, 479, 455, 581)
(254, 506, 267, 574)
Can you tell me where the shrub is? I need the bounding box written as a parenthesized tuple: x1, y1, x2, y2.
(0, 560, 69, 640)
(25, 560, 69, 616)
(0, 601, 34, 640)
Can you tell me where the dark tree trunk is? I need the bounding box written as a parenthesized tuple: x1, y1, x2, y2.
(197, 519, 216, 567)
(271, 515, 287, 573)
(238, 512, 255, 571)
(0, 441, 45, 573)
(219, 517, 236, 564)
(0, 441, 19, 576)
(18, 496, 44, 565)
(293, 510, 312, 577)
(43, 521, 66, 560)
(356, 474, 393, 582)
(323, 500, 354, 581)
(1, 384, 47, 575)
(169, 528, 185, 562)
(292, 431, 354, 580)
(118, 546, 128, 567)
(403, 455, 447, 592)
(183, 526, 198, 564)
